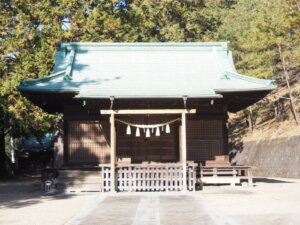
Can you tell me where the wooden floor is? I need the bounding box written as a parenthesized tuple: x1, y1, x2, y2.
(66, 194, 227, 225)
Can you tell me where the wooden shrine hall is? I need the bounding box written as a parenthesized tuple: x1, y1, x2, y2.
(18, 42, 275, 192)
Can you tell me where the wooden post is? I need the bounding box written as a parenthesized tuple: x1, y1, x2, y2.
(248, 168, 253, 187)
(110, 113, 116, 192)
(181, 112, 187, 191)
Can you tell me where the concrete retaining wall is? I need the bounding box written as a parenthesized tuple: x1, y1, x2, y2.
(232, 135, 300, 178)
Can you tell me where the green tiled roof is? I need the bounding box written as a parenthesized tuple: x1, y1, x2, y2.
(18, 42, 276, 98)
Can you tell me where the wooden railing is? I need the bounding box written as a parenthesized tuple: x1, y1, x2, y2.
(187, 163, 197, 191)
(99, 165, 112, 192)
(99, 163, 197, 192)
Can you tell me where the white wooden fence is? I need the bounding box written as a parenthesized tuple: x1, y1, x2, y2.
(99, 163, 197, 192)
(99, 165, 112, 192)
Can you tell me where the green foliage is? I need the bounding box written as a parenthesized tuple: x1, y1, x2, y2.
(213, 0, 300, 79)
(0, 0, 224, 175)
(0, 0, 299, 174)
(283, 113, 290, 121)
(0, 0, 223, 145)
(61, 0, 220, 42)
(0, 0, 64, 142)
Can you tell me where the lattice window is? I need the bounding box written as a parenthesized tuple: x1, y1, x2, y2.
(67, 121, 110, 164)
(187, 120, 225, 163)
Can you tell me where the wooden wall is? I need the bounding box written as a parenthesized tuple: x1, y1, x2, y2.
(116, 120, 179, 163)
(187, 120, 227, 164)
(63, 104, 228, 165)
(65, 121, 110, 165)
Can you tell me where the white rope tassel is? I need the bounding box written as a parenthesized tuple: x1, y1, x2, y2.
(115, 118, 180, 129)
(146, 128, 150, 138)
(136, 127, 140, 137)
(115, 117, 180, 136)
(126, 125, 131, 135)
(166, 124, 170, 133)
(155, 127, 160, 136)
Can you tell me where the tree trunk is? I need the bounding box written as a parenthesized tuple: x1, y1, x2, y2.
(274, 101, 278, 117)
(0, 125, 6, 177)
(0, 106, 8, 177)
(249, 108, 256, 129)
(10, 119, 15, 164)
(244, 109, 254, 131)
(277, 44, 299, 125)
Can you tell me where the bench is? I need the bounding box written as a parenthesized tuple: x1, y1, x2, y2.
(200, 166, 253, 186)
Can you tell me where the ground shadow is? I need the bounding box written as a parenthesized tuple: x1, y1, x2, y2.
(0, 179, 76, 209)
(253, 177, 294, 183)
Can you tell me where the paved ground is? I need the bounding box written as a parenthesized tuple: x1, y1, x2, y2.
(1, 177, 300, 225)
(66, 193, 229, 225)
(202, 177, 300, 225)
(0, 179, 94, 225)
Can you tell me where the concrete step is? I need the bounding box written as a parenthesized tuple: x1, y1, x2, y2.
(58, 170, 101, 177)
(56, 183, 102, 188)
(57, 180, 102, 185)
(55, 170, 103, 192)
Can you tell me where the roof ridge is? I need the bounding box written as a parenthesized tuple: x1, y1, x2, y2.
(60, 42, 228, 51)
(225, 71, 275, 86)
(65, 47, 76, 80)
(20, 70, 66, 86)
(19, 47, 76, 87)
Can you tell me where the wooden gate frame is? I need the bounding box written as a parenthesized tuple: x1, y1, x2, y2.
(100, 109, 196, 192)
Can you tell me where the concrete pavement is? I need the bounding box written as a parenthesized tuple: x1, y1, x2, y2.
(66, 193, 232, 225)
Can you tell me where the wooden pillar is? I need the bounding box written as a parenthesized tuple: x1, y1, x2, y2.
(248, 168, 253, 186)
(54, 122, 64, 168)
(110, 113, 116, 192)
(181, 111, 188, 191)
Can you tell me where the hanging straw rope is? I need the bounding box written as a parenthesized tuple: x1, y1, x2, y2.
(115, 117, 181, 129)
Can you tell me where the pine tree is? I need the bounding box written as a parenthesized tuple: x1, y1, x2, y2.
(214, 0, 300, 124)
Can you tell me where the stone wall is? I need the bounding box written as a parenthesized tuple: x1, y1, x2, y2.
(231, 135, 300, 178)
